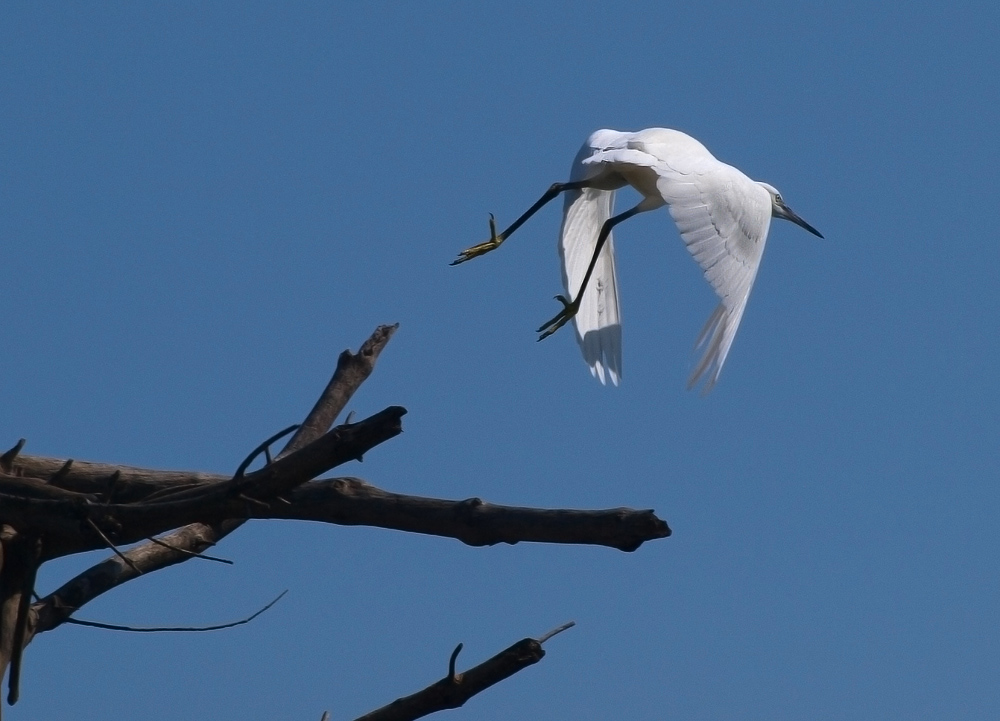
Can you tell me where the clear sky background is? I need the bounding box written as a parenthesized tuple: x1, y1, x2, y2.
(2, 2, 998, 719)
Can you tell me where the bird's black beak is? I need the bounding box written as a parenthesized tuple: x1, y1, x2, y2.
(776, 203, 823, 238)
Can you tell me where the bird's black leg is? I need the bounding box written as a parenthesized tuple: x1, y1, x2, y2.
(537, 203, 645, 341)
(451, 180, 594, 265)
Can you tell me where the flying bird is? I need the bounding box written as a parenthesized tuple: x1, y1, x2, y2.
(452, 127, 823, 391)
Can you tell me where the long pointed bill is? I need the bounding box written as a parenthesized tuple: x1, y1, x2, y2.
(777, 204, 824, 238)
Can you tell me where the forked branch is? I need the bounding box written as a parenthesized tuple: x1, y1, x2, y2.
(0, 323, 671, 720)
(6, 325, 401, 702)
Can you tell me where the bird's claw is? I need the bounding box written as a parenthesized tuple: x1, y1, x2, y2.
(451, 214, 505, 266)
(537, 295, 578, 341)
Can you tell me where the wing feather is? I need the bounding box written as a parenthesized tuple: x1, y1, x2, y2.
(558, 131, 628, 385)
(656, 165, 772, 391)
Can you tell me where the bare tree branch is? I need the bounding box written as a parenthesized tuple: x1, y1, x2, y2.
(32, 520, 237, 637)
(6, 323, 400, 502)
(0, 406, 406, 559)
(3, 464, 668, 558)
(0, 529, 42, 706)
(0, 323, 672, 717)
(22, 326, 401, 652)
(265, 479, 671, 551)
(282, 323, 398, 456)
(352, 622, 574, 721)
(8, 457, 219, 502)
(27, 481, 666, 641)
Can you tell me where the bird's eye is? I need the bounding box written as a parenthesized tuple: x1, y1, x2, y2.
(774, 194, 783, 204)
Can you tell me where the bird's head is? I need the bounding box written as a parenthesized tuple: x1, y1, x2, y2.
(758, 182, 823, 238)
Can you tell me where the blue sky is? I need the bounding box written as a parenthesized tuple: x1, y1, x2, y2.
(2, 2, 998, 719)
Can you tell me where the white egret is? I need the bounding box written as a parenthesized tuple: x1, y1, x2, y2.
(453, 128, 822, 391)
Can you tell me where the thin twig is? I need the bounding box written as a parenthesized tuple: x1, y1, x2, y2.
(0, 439, 26, 472)
(448, 643, 463, 682)
(85, 518, 142, 575)
(233, 424, 300, 479)
(49, 459, 74, 485)
(537, 620, 575, 644)
(144, 535, 233, 565)
(62, 590, 287, 633)
(238, 493, 271, 510)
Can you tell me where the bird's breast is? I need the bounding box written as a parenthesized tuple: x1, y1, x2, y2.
(616, 164, 664, 205)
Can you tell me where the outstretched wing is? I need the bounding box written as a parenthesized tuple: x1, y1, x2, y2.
(559, 130, 627, 385)
(568, 128, 772, 391)
(655, 164, 772, 391)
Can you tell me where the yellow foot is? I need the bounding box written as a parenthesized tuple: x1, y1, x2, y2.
(451, 214, 505, 265)
(537, 295, 579, 341)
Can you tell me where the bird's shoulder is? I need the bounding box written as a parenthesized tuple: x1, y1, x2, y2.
(583, 128, 725, 179)
(622, 128, 718, 173)
(664, 164, 773, 251)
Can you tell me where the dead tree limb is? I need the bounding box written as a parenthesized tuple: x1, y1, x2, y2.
(265, 479, 670, 551)
(282, 323, 398, 455)
(353, 622, 574, 721)
(0, 406, 406, 557)
(4, 325, 400, 705)
(0, 323, 671, 718)
(28, 482, 667, 639)
(0, 528, 42, 705)
(7, 322, 400, 503)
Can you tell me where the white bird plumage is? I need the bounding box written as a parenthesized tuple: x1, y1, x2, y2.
(453, 127, 822, 391)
